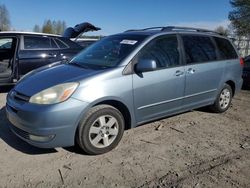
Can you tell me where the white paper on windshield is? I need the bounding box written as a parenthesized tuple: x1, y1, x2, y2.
(120, 40, 138, 45)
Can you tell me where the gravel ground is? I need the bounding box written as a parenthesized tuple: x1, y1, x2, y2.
(0, 86, 249, 188)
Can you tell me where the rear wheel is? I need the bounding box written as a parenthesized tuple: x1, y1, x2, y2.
(210, 83, 232, 113)
(76, 105, 125, 155)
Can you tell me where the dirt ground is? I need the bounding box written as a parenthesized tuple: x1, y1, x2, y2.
(0, 87, 249, 188)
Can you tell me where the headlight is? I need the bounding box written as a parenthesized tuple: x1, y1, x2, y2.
(29, 82, 79, 104)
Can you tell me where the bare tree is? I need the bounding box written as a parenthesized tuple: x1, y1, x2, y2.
(33, 24, 40, 33)
(214, 26, 230, 36)
(0, 4, 11, 31)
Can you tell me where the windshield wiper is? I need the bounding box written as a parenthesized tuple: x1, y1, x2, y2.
(69, 62, 90, 69)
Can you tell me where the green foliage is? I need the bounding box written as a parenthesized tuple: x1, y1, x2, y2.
(229, 0, 250, 36)
(0, 4, 11, 31)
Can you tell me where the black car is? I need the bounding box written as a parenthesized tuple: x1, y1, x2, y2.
(243, 55, 250, 88)
(0, 22, 100, 85)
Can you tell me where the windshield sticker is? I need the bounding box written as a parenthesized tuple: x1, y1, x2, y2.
(120, 40, 138, 45)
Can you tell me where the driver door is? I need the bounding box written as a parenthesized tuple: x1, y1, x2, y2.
(132, 35, 185, 123)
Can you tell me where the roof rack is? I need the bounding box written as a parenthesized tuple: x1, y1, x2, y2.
(125, 27, 165, 33)
(125, 26, 222, 35)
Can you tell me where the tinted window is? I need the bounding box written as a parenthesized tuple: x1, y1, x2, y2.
(60, 38, 81, 48)
(137, 35, 180, 68)
(182, 35, 217, 64)
(70, 34, 147, 69)
(55, 39, 68, 48)
(214, 37, 238, 60)
(24, 36, 57, 49)
(51, 39, 58, 48)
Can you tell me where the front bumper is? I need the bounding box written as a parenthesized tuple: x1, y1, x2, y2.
(6, 94, 89, 148)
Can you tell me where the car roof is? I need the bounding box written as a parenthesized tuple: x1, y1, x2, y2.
(0, 31, 60, 37)
(122, 26, 224, 38)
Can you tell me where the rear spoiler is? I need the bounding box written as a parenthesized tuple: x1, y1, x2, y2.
(62, 22, 101, 39)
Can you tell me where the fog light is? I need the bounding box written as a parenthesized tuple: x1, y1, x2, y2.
(29, 134, 55, 142)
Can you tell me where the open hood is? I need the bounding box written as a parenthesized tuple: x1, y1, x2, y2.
(62, 22, 101, 39)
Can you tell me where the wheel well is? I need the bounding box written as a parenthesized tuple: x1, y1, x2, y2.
(226, 80, 235, 96)
(95, 100, 131, 130)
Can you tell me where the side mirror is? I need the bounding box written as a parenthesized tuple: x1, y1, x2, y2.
(135, 59, 157, 73)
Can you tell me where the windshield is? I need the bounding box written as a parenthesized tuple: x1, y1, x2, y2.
(70, 34, 147, 69)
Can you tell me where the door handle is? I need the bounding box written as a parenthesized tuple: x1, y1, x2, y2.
(41, 53, 56, 59)
(187, 68, 195, 74)
(48, 53, 57, 58)
(175, 70, 184, 76)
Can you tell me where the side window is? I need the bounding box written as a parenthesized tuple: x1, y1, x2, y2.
(51, 39, 58, 48)
(182, 35, 217, 64)
(214, 37, 238, 60)
(55, 39, 68, 49)
(24, 36, 57, 49)
(137, 35, 180, 68)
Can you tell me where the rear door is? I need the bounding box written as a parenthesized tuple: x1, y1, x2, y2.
(181, 34, 223, 109)
(18, 35, 60, 76)
(132, 35, 185, 123)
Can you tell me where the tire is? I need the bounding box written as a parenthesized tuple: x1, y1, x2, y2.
(76, 105, 125, 155)
(210, 83, 232, 113)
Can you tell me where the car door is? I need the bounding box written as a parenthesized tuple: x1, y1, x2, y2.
(18, 35, 59, 76)
(132, 35, 185, 123)
(0, 36, 18, 83)
(181, 35, 223, 109)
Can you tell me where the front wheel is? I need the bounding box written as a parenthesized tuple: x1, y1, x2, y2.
(210, 83, 232, 113)
(76, 105, 125, 155)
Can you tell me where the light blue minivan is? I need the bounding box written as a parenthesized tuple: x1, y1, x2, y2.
(6, 27, 243, 154)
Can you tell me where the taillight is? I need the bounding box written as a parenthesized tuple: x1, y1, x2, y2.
(240, 58, 244, 67)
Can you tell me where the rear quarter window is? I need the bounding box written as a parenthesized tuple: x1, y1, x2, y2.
(55, 39, 68, 49)
(59, 38, 81, 49)
(214, 37, 238, 60)
(182, 35, 217, 64)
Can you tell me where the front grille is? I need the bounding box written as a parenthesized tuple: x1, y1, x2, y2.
(11, 125, 29, 140)
(12, 91, 30, 102)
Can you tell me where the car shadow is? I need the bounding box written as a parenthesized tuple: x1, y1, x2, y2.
(0, 85, 14, 93)
(0, 106, 57, 155)
(242, 85, 250, 90)
(63, 145, 88, 155)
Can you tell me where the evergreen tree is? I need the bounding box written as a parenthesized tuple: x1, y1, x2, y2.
(229, 0, 250, 36)
(42, 19, 53, 34)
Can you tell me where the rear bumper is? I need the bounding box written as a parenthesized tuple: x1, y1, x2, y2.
(6, 95, 89, 148)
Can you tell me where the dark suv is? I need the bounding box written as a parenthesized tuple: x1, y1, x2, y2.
(0, 22, 100, 85)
